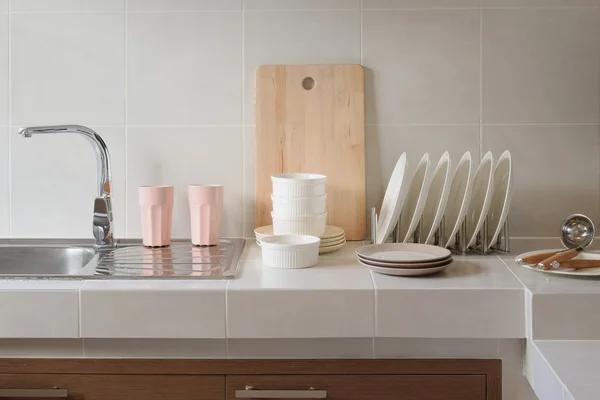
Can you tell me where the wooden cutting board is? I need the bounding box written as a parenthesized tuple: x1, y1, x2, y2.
(255, 64, 366, 240)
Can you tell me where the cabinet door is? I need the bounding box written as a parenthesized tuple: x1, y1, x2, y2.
(0, 374, 224, 400)
(227, 375, 486, 400)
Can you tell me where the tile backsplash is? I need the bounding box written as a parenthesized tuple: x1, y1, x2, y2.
(0, 0, 599, 239)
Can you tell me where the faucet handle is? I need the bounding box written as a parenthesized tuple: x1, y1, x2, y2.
(93, 197, 114, 248)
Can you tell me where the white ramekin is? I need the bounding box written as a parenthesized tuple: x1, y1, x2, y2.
(271, 194, 327, 217)
(271, 212, 327, 237)
(271, 173, 327, 198)
(259, 235, 320, 269)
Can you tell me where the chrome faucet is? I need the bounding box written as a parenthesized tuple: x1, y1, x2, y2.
(17, 125, 115, 248)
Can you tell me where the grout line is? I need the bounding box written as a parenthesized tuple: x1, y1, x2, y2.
(124, 0, 128, 239)
(479, 4, 483, 161)
(241, 0, 246, 237)
(360, 0, 363, 64)
(7, 0, 11, 237)
(121, 0, 129, 238)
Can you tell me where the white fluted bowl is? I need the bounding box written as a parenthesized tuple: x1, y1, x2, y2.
(259, 235, 320, 269)
(271, 173, 327, 198)
(271, 194, 327, 217)
(271, 212, 327, 237)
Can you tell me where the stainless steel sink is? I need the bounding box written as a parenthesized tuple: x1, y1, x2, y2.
(0, 245, 95, 276)
(0, 239, 245, 279)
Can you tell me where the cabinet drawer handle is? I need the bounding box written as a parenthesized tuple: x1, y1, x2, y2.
(0, 389, 68, 398)
(236, 387, 326, 399)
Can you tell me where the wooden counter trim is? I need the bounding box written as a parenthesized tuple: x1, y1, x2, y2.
(0, 358, 500, 376)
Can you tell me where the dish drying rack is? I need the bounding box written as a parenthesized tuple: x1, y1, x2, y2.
(370, 207, 510, 255)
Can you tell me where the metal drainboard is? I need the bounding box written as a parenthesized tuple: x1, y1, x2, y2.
(92, 239, 245, 279)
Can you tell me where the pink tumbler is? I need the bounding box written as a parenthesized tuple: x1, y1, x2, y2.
(138, 185, 174, 247)
(188, 184, 224, 246)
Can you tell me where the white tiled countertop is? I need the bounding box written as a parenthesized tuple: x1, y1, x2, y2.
(0, 240, 527, 340)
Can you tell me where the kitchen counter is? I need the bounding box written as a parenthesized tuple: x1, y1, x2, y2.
(3, 239, 600, 399)
(0, 240, 525, 340)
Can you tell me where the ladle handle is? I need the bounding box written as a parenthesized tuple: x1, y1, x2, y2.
(551, 260, 600, 269)
(518, 251, 562, 265)
(537, 248, 580, 270)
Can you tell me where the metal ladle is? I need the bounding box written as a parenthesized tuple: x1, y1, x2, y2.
(516, 214, 596, 266)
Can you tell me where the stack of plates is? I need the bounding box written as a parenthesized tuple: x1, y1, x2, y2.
(356, 243, 452, 276)
(256, 225, 346, 255)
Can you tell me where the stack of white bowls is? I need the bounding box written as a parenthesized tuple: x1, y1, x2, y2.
(270, 173, 327, 237)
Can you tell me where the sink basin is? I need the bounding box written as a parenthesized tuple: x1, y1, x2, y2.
(0, 239, 245, 279)
(0, 246, 95, 276)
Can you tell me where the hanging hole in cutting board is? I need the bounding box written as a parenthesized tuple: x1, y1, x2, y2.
(302, 77, 316, 90)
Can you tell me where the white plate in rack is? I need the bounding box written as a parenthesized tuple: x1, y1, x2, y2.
(486, 150, 513, 250)
(399, 153, 432, 242)
(422, 152, 452, 244)
(376, 153, 410, 244)
(466, 151, 495, 248)
(444, 151, 474, 248)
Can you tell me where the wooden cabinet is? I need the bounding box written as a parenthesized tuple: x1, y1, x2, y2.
(228, 375, 487, 400)
(0, 374, 224, 399)
(0, 359, 500, 400)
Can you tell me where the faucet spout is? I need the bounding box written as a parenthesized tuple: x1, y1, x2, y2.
(18, 125, 115, 248)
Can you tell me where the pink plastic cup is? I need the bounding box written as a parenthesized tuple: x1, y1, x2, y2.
(138, 185, 174, 247)
(188, 184, 224, 246)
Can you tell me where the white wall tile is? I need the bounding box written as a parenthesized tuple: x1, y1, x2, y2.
(482, 125, 600, 237)
(375, 338, 499, 358)
(483, 8, 600, 123)
(0, 1, 7, 11)
(363, 10, 480, 124)
(127, 0, 241, 10)
(83, 339, 227, 358)
(0, 14, 8, 126)
(363, 0, 479, 8)
(0, 288, 80, 338)
(11, 13, 125, 126)
(529, 341, 564, 400)
(126, 127, 243, 239)
(11, 127, 126, 238)
(243, 10, 360, 124)
(483, 0, 600, 7)
(80, 281, 227, 338)
(228, 338, 373, 358)
(365, 126, 479, 232)
(127, 11, 241, 125)
(245, 0, 359, 9)
(243, 126, 255, 237)
(0, 339, 82, 357)
(227, 260, 374, 338)
(0, 127, 7, 237)
(12, 0, 124, 11)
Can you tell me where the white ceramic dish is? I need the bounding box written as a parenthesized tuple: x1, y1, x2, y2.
(444, 152, 474, 248)
(271, 173, 327, 198)
(376, 153, 409, 244)
(356, 243, 451, 263)
(321, 225, 345, 240)
(399, 153, 432, 242)
(319, 241, 346, 254)
(320, 237, 346, 247)
(466, 152, 495, 248)
(357, 255, 452, 269)
(255, 225, 343, 242)
(271, 194, 327, 217)
(359, 260, 450, 276)
(260, 235, 320, 269)
(516, 249, 600, 277)
(422, 152, 452, 244)
(271, 212, 327, 237)
(486, 151, 513, 250)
